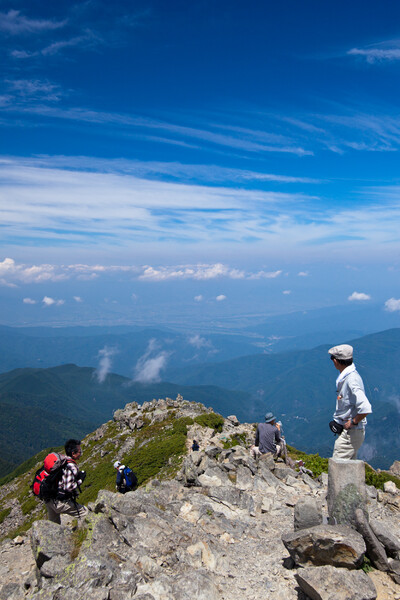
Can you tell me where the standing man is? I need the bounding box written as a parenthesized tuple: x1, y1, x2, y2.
(252, 412, 282, 457)
(45, 439, 88, 524)
(329, 344, 372, 460)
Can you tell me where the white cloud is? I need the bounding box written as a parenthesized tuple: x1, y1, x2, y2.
(23, 297, 36, 304)
(95, 346, 118, 383)
(139, 264, 245, 281)
(131, 293, 138, 301)
(42, 296, 64, 306)
(216, 294, 226, 302)
(282, 290, 291, 295)
(194, 295, 203, 302)
(0, 10, 66, 34)
(188, 335, 212, 349)
(0, 258, 66, 284)
(385, 298, 400, 312)
(73, 296, 83, 302)
(348, 46, 400, 64)
(298, 271, 309, 277)
(133, 339, 169, 384)
(348, 291, 371, 302)
(248, 270, 282, 280)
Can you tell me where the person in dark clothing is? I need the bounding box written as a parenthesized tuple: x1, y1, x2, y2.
(252, 412, 282, 457)
(113, 461, 137, 493)
(191, 440, 200, 452)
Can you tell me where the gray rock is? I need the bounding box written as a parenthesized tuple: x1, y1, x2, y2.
(274, 463, 298, 482)
(294, 497, 323, 531)
(389, 460, 400, 478)
(191, 451, 202, 466)
(226, 415, 240, 426)
(301, 472, 320, 490)
(204, 446, 221, 459)
(295, 565, 377, 600)
(354, 508, 390, 572)
(40, 554, 72, 578)
(230, 453, 257, 475)
(258, 452, 275, 471)
(182, 457, 200, 487)
(281, 524, 366, 568)
(257, 460, 282, 487)
(235, 465, 254, 490)
(30, 520, 74, 571)
(384, 480, 398, 495)
(327, 458, 367, 527)
(172, 571, 221, 600)
(370, 518, 400, 558)
(0, 582, 26, 600)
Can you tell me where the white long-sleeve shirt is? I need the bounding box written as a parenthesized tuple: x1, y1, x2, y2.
(333, 364, 372, 429)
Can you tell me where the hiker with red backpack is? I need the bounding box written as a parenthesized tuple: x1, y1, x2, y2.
(33, 439, 88, 524)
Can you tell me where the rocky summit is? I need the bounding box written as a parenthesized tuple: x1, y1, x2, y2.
(1, 397, 400, 600)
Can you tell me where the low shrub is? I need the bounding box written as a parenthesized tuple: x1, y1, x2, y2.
(194, 413, 224, 433)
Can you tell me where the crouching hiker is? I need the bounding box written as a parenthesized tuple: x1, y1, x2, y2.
(251, 412, 282, 459)
(33, 439, 88, 524)
(114, 460, 138, 493)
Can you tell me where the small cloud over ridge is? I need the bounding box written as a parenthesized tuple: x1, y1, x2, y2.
(385, 298, 400, 312)
(348, 291, 371, 302)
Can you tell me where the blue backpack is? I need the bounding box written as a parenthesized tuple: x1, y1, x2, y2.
(123, 467, 137, 490)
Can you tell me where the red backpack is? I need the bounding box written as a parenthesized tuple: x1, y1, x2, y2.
(32, 452, 69, 501)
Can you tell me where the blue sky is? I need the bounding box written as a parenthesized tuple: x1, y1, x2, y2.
(1, 0, 400, 326)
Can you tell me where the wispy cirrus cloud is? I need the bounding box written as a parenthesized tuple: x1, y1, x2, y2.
(0, 10, 67, 35)
(348, 40, 400, 64)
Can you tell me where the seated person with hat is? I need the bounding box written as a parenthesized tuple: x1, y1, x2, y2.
(251, 412, 282, 458)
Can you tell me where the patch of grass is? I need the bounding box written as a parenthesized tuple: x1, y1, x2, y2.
(365, 465, 400, 490)
(0, 507, 11, 524)
(361, 556, 374, 573)
(286, 445, 328, 478)
(21, 495, 38, 516)
(194, 413, 224, 433)
(222, 432, 247, 449)
(71, 525, 89, 560)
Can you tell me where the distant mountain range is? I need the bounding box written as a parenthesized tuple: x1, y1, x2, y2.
(2, 303, 400, 378)
(1, 322, 399, 474)
(0, 364, 249, 477)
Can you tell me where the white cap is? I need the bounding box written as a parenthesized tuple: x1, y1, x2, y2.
(113, 460, 121, 469)
(328, 344, 353, 360)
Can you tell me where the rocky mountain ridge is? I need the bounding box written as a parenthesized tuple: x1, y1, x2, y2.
(0, 397, 400, 599)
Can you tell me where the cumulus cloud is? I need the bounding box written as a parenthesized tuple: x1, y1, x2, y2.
(298, 271, 309, 277)
(42, 296, 64, 306)
(73, 296, 82, 302)
(95, 346, 118, 383)
(23, 297, 36, 304)
(139, 263, 244, 281)
(216, 294, 226, 302)
(133, 339, 169, 384)
(248, 270, 282, 280)
(348, 291, 371, 302)
(194, 295, 203, 302)
(188, 335, 212, 349)
(0, 258, 67, 284)
(282, 290, 291, 295)
(385, 297, 400, 312)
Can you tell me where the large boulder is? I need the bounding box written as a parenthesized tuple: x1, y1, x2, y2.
(30, 520, 74, 575)
(369, 518, 400, 558)
(327, 458, 367, 527)
(354, 509, 390, 572)
(294, 497, 323, 531)
(295, 565, 377, 600)
(281, 524, 366, 568)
